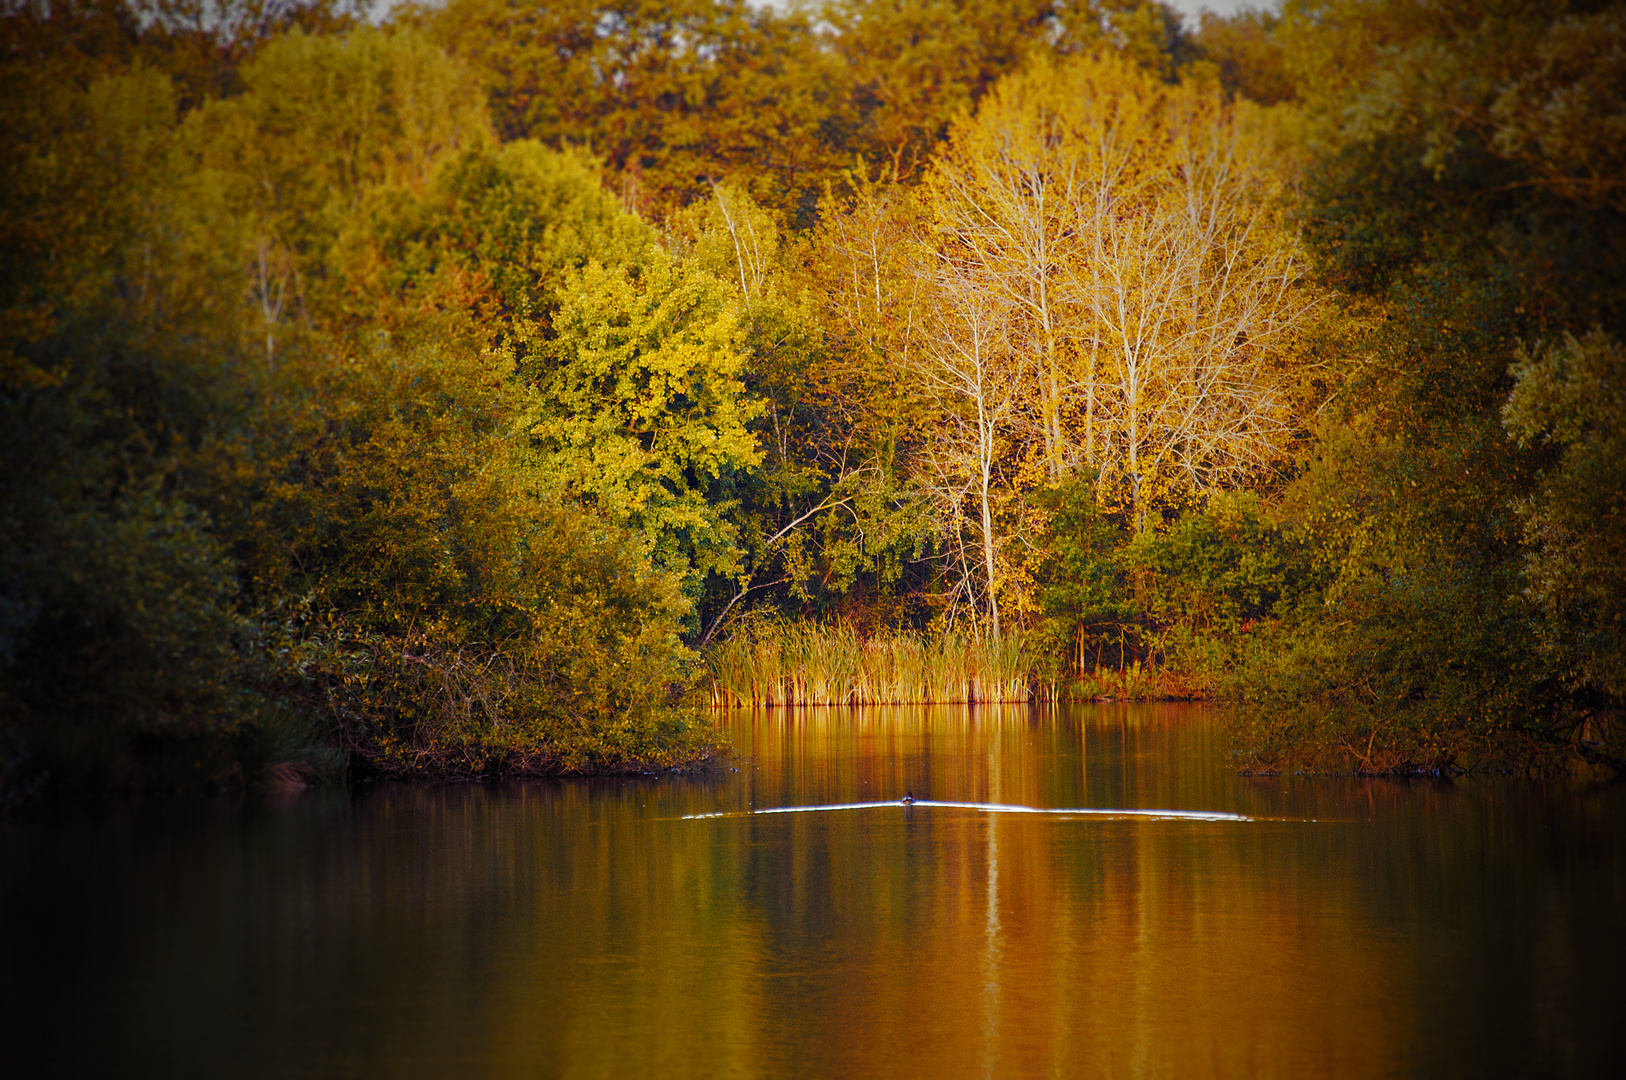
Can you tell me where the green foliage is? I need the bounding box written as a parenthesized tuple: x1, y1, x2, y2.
(0, 51, 257, 791)
(1, 63, 180, 383)
(226, 317, 720, 778)
(0, 14, 729, 799)
(1207, 0, 1626, 774)
(669, 183, 930, 635)
(1125, 492, 1323, 669)
(410, 0, 848, 216)
(1027, 484, 1322, 689)
(234, 226, 723, 777)
(1503, 330, 1626, 699)
(5, 0, 1622, 793)
(334, 141, 769, 606)
(524, 251, 763, 596)
(1, 490, 249, 792)
(1028, 476, 1132, 675)
(183, 23, 492, 301)
(348, 140, 654, 346)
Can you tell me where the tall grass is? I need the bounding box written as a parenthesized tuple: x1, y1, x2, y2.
(704, 623, 1033, 707)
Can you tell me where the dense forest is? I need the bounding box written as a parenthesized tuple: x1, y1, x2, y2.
(1, 0, 1621, 798)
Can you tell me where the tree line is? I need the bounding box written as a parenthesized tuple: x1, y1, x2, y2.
(1, 0, 1621, 795)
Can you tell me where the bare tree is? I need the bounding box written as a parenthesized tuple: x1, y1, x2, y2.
(710, 182, 770, 301)
(925, 56, 1084, 480)
(250, 235, 290, 365)
(1068, 81, 1315, 529)
(914, 256, 1028, 636)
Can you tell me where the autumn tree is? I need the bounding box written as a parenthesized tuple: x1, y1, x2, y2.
(828, 0, 1193, 178)
(825, 0, 1054, 178)
(923, 53, 1111, 478)
(912, 256, 1029, 635)
(925, 53, 1315, 530)
(1192, 5, 1297, 105)
(405, 0, 846, 217)
(181, 24, 491, 362)
(1073, 71, 1314, 528)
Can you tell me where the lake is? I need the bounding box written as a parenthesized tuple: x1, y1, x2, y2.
(3, 703, 1622, 1077)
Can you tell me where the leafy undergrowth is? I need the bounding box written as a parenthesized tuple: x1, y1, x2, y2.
(352, 707, 727, 780)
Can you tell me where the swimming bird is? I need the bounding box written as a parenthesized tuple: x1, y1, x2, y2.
(902, 792, 915, 805)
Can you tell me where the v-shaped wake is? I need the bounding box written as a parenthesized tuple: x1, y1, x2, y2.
(680, 799, 1258, 822)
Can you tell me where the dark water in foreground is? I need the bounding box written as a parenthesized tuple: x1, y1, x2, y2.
(3, 704, 1623, 1077)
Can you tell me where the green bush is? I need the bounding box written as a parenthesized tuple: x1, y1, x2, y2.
(1028, 476, 1133, 678)
(241, 328, 722, 778)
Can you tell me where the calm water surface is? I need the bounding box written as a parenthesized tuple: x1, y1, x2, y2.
(3, 703, 1623, 1077)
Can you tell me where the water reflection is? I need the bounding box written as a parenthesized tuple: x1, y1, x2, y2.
(2, 703, 1622, 1077)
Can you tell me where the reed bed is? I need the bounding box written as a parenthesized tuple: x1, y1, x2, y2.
(704, 623, 1033, 707)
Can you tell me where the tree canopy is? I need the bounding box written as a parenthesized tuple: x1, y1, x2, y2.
(2, 0, 1621, 793)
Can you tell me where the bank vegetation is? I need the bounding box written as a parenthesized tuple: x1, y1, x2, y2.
(2, 0, 1621, 798)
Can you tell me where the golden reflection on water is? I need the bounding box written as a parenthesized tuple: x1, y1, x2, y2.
(3, 703, 1623, 1077)
(313, 706, 1410, 1076)
(635, 704, 1411, 1078)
